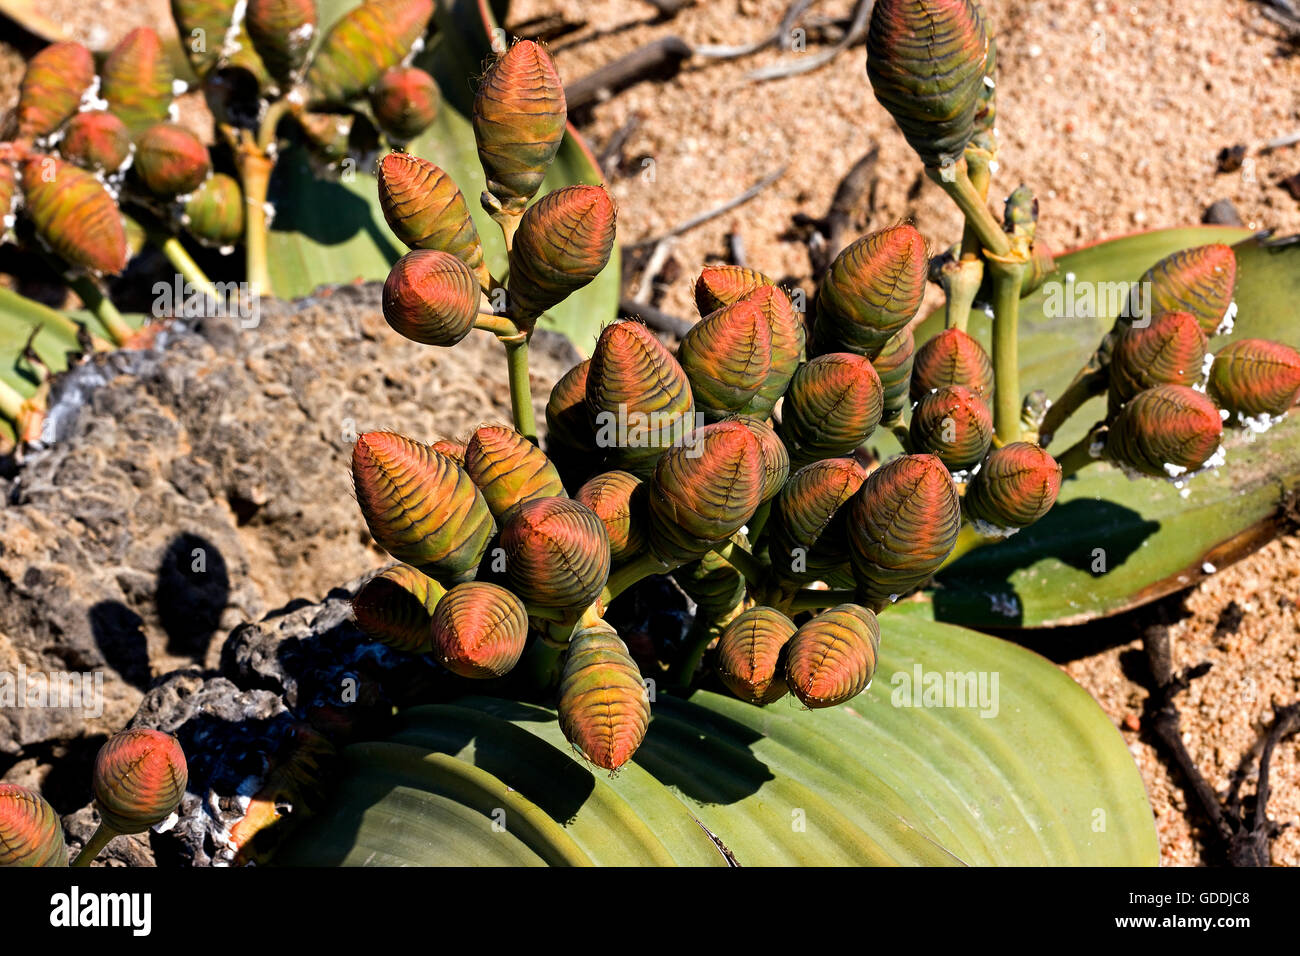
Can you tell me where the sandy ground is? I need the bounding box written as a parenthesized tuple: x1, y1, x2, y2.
(1, 0, 1297, 866)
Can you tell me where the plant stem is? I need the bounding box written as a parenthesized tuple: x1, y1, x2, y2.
(234, 139, 275, 298)
(943, 257, 985, 332)
(786, 588, 858, 613)
(1055, 432, 1103, 481)
(929, 161, 1011, 259)
(987, 256, 1027, 444)
(66, 274, 134, 346)
(475, 314, 519, 337)
(888, 419, 912, 452)
(153, 234, 219, 303)
(746, 500, 772, 543)
(711, 540, 767, 590)
(1039, 366, 1107, 447)
(70, 823, 116, 867)
(601, 552, 672, 605)
(503, 336, 537, 442)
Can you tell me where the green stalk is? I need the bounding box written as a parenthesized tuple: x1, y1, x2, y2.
(67, 274, 135, 346)
(601, 552, 672, 605)
(70, 823, 117, 867)
(746, 500, 773, 544)
(234, 140, 274, 298)
(942, 257, 984, 333)
(668, 613, 727, 690)
(503, 336, 537, 443)
(154, 234, 219, 303)
(710, 540, 767, 590)
(1039, 367, 1107, 447)
(1055, 432, 1103, 481)
(987, 256, 1027, 443)
(929, 161, 1011, 259)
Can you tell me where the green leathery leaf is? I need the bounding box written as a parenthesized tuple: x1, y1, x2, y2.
(0, 292, 145, 445)
(901, 226, 1300, 628)
(272, 616, 1157, 866)
(267, 0, 618, 355)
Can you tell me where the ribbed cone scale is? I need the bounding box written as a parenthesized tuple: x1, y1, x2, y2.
(92, 729, 188, 834)
(352, 564, 445, 653)
(431, 581, 529, 678)
(473, 40, 567, 211)
(716, 606, 797, 705)
(815, 223, 929, 359)
(963, 442, 1061, 530)
(500, 496, 610, 610)
(351, 432, 495, 581)
(558, 621, 650, 771)
(848, 454, 961, 611)
(1208, 338, 1300, 420)
(785, 604, 880, 708)
(463, 424, 566, 519)
(377, 152, 490, 288)
(1104, 385, 1224, 477)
